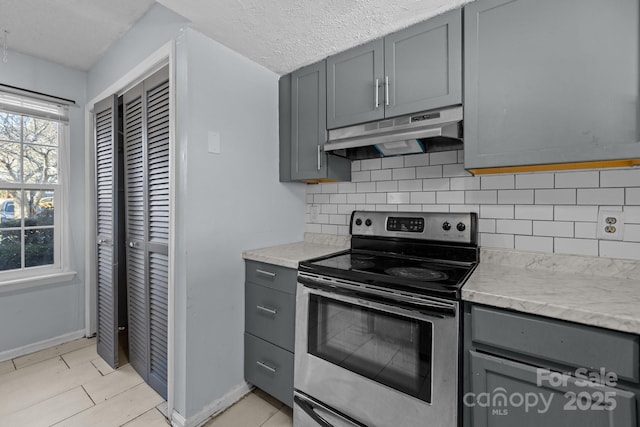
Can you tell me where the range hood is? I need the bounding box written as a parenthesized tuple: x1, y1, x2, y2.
(324, 105, 463, 160)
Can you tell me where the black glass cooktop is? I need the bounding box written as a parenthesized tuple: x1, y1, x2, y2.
(299, 249, 476, 298)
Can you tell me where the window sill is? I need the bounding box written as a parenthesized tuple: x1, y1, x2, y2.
(0, 271, 77, 294)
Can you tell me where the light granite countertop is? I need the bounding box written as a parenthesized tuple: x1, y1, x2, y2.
(242, 233, 350, 269)
(463, 248, 640, 334)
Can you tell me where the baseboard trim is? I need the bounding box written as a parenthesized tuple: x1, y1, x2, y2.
(0, 329, 86, 362)
(171, 382, 253, 427)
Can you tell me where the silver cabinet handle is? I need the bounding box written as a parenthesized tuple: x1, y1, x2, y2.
(385, 75, 389, 106)
(97, 238, 111, 245)
(256, 305, 278, 315)
(256, 360, 277, 374)
(128, 241, 135, 248)
(255, 269, 276, 278)
(374, 78, 379, 108)
(317, 145, 321, 171)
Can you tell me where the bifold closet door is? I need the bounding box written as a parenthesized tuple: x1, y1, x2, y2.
(123, 65, 170, 400)
(94, 95, 120, 369)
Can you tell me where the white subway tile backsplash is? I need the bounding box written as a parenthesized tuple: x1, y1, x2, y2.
(514, 205, 554, 220)
(600, 169, 640, 187)
(533, 221, 574, 237)
(361, 158, 382, 171)
(516, 173, 554, 189)
(481, 175, 515, 190)
(404, 153, 429, 167)
(352, 171, 371, 182)
(465, 190, 497, 205)
(371, 169, 392, 181)
(555, 171, 599, 188)
(600, 241, 640, 260)
(497, 219, 532, 235)
(480, 205, 514, 219)
(423, 178, 450, 191)
(498, 190, 534, 204)
(627, 188, 640, 205)
(443, 163, 471, 177)
(366, 193, 387, 204)
(376, 181, 399, 193)
(392, 168, 417, 180)
(515, 235, 553, 253)
(381, 156, 404, 169)
(329, 193, 347, 204)
(577, 188, 625, 205)
(356, 182, 376, 193)
(554, 238, 598, 256)
(338, 182, 356, 193)
(554, 206, 598, 222)
(478, 219, 496, 233)
(387, 192, 410, 204)
(398, 180, 423, 191)
(430, 151, 458, 165)
(347, 193, 366, 204)
(481, 233, 514, 249)
(535, 189, 576, 205)
(410, 192, 436, 204)
(437, 191, 465, 204)
(623, 224, 640, 242)
(574, 222, 597, 239)
(314, 194, 330, 204)
(306, 152, 640, 260)
(416, 165, 443, 179)
(450, 177, 481, 190)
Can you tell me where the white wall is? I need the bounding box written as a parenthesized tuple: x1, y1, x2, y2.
(306, 152, 640, 260)
(0, 50, 87, 355)
(178, 28, 306, 418)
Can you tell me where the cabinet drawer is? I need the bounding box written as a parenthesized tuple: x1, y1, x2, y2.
(471, 305, 640, 382)
(245, 260, 297, 294)
(245, 333, 294, 407)
(245, 282, 295, 351)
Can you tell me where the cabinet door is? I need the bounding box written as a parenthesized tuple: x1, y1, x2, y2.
(384, 8, 461, 118)
(464, 0, 640, 170)
(469, 351, 637, 427)
(327, 39, 384, 129)
(291, 61, 328, 181)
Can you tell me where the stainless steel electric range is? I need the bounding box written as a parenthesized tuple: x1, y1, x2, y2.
(294, 211, 478, 427)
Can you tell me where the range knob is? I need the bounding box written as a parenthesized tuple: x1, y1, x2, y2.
(457, 222, 466, 232)
(365, 219, 372, 227)
(442, 222, 451, 231)
(355, 218, 362, 226)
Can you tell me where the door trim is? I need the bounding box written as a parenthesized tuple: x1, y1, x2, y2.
(84, 40, 176, 419)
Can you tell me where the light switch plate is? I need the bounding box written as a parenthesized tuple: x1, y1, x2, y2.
(208, 131, 221, 154)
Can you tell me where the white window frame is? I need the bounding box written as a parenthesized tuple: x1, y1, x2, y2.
(0, 90, 74, 289)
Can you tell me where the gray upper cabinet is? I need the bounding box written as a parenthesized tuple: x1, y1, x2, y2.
(327, 8, 462, 130)
(464, 0, 640, 171)
(283, 60, 350, 182)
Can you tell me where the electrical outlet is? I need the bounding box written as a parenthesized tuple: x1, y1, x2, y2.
(310, 204, 321, 223)
(597, 209, 624, 240)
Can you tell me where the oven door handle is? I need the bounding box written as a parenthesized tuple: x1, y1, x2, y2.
(298, 276, 456, 319)
(294, 394, 367, 427)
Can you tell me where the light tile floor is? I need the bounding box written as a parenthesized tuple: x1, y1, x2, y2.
(0, 338, 292, 427)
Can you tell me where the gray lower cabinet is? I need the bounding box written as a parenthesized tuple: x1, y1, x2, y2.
(244, 260, 296, 406)
(466, 304, 640, 426)
(326, 8, 462, 129)
(463, 0, 640, 171)
(280, 61, 350, 183)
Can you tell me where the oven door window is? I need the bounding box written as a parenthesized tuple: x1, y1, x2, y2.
(308, 294, 433, 403)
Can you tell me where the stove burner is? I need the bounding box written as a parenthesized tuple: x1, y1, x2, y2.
(384, 267, 449, 281)
(350, 260, 375, 270)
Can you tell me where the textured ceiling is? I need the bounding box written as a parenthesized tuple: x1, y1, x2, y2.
(0, 0, 155, 70)
(157, 0, 474, 75)
(0, 0, 473, 74)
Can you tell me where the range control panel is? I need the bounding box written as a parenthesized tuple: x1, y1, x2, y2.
(351, 211, 477, 245)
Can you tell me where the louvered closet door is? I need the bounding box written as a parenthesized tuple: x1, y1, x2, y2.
(94, 95, 119, 369)
(123, 66, 170, 400)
